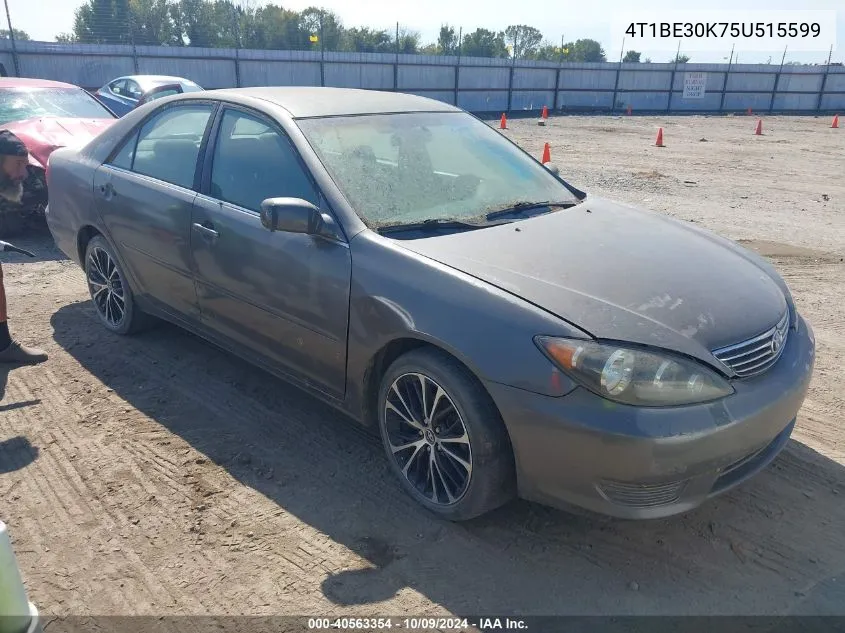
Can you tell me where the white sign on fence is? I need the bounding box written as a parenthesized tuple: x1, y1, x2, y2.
(683, 72, 707, 99)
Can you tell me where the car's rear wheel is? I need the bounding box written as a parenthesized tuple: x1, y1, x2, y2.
(377, 347, 516, 521)
(84, 235, 152, 335)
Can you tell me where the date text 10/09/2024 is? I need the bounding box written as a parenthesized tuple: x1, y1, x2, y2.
(307, 618, 529, 630)
(623, 22, 822, 39)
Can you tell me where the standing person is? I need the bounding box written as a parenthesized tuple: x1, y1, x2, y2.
(0, 130, 48, 364)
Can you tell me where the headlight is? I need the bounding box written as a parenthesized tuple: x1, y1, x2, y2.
(535, 336, 734, 407)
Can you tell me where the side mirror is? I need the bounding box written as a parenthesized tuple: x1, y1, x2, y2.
(544, 162, 560, 176)
(260, 197, 325, 235)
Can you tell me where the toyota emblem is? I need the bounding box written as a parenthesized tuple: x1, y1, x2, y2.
(771, 329, 784, 354)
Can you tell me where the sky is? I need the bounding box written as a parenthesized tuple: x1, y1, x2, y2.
(4, 0, 842, 64)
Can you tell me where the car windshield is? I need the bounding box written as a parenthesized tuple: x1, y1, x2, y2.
(297, 111, 579, 227)
(0, 87, 116, 124)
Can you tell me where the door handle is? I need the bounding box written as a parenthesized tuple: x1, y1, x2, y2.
(192, 222, 219, 241)
(99, 182, 116, 199)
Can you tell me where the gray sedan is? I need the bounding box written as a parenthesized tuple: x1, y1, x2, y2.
(44, 87, 815, 521)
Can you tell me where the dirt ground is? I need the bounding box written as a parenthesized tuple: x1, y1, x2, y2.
(1, 114, 844, 622)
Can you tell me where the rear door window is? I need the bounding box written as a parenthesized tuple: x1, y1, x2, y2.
(128, 105, 213, 189)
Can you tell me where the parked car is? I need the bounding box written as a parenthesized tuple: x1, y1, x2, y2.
(94, 75, 204, 116)
(44, 87, 815, 522)
(0, 77, 118, 236)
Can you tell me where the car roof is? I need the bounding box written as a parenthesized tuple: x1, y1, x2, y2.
(0, 77, 81, 89)
(199, 86, 462, 118)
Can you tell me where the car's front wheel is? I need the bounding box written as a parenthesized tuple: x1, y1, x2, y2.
(377, 347, 516, 521)
(84, 235, 152, 335)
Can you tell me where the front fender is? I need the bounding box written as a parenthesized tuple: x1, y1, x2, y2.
(343, 231, 590, 421)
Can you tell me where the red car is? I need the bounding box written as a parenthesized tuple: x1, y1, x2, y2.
(0, 77, 117, 236)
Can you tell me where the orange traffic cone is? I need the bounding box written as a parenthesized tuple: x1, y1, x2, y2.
(754, 119, 763, 135)
(655, 127, 664, 147)
(541, 142, 551, 163)
(747, 107, 753, 115)
(541, 105, 549, 119)
(832, 114, 840, 129)
(500, 113, 507, 129)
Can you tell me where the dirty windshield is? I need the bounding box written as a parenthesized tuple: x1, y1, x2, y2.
(0, 87, 115, 125)
(297, 111, 577, 227)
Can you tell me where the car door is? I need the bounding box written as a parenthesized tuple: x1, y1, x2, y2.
(190, 105, 352, 398)
(92, 101, 216, 323)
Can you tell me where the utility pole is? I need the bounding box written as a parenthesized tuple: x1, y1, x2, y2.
(3, 0, 20, 77)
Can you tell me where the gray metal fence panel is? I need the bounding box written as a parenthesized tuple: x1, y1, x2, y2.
(458, 90, 509, 112)
(558, 69, 616, 90)
(459, 66, 511, 90)
(324, 63, 394, 89)
(511, 90, 555, 110)
(398, 65, 454, 90)
(239, 61, 320, 87)
(0, 40, 841, 115)
(512, 68, 557, 90)
(137, 57, 236, 88)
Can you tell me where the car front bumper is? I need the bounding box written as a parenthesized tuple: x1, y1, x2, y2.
(486, 313, 816, 519)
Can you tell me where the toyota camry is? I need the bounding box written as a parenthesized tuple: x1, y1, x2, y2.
(44, 87, 815, 521)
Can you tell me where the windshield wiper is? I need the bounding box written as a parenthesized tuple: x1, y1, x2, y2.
(485, 200, 578, 221)
(376, 218, 490, 234)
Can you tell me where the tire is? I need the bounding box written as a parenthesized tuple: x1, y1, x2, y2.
(84, 235, 153, 335)
(377, 347, 516, 521)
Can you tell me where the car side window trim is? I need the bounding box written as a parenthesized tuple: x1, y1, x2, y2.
(198, 104, 345, 236)
(103, 100, 220, 193)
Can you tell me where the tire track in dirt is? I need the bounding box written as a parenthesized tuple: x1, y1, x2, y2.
(2, 378, 81, 525)
(26, 366, 212, 613)
(0, 377, 136, 612)
(47, 309, 411, 611)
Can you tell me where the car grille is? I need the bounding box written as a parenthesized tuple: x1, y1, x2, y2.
(712, 310, 790, 378)
(596, 479, 688, 508)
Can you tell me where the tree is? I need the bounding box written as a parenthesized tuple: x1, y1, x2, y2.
(504, 24, 542, 59)
(130, 0, 181, 46)
(176, 0, 242, 48)
(72, 0, 133, 44)
(436, 24, 458, 55)
(341, 27, 393, 53)
(56, 33, 77, 42)
(397, 27, 420, 54)
(242, 4, 302, 49)
(0, 29, 31, 41)
(462, 28, 508, 58)
(672, 54, 691, 63)
(299, 7, 343, 51)
(623, 50, 641, 62)
(562, 38, 606, 62)
(529, 41, 565, 61)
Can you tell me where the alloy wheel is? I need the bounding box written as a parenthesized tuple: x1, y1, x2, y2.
(87, 246, 126, 328)
(383, 372, 473, 505)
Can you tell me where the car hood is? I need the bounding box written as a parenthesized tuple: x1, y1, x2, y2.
(396, 196, 788, 367)
(3, 117, 116, 168)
